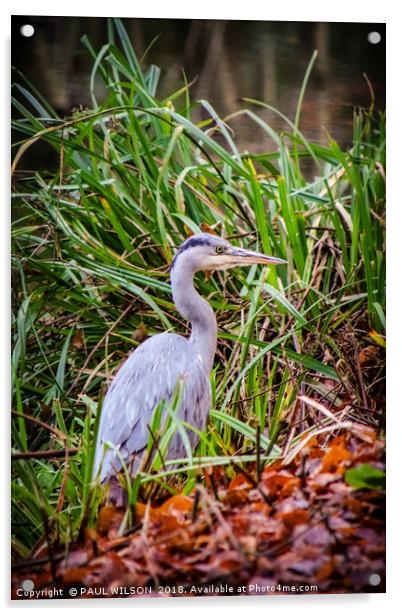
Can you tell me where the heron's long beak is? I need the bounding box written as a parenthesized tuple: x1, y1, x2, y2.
(225, 246, 287, 267)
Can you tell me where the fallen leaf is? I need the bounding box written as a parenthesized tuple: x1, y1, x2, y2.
(158, 494, 193, 516)
(72, 329, 85, 349)
(321, 444, 353, 473)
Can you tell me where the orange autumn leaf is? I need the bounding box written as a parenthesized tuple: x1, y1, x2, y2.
(131, 322, 148, 343)
(158, 494, 193, 516)
(224, 489, 250, 507)
(159, 515, 187, 533)
(249, 501, 271, 515)
(135, 502, 159, 522)
(85, 527, 98, 543)
(62, 566, 91, 585)
(71, 328, 85, 349)
(281, 476, 301, 496)
(262, 471, 300, 496)
(316, 560, 334, 581)
(228, 474, 253, 490)
(97, 505, 124, 535)
(321, 445, 353, 473)
(277, 508, 310, 528)
(359, 344, 378, 367)
(200, 222, 219, 235)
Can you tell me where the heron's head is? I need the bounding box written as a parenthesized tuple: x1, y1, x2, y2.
(171, 233, 286, 273)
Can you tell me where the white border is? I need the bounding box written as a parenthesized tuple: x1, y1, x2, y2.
(1, 0, 391, 21)
(2, 1, 401, 614)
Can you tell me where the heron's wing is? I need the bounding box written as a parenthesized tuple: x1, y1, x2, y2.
(93, 332, 209, 481)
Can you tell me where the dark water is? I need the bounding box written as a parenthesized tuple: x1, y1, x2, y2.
(12, 16, 385, 159)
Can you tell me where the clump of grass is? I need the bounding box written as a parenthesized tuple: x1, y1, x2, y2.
(11, 18, 385, 560)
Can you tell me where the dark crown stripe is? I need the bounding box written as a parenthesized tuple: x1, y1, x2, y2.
(170, 237, 210, 269)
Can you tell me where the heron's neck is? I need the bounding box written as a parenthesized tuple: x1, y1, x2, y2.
(170, 259, 217, 373)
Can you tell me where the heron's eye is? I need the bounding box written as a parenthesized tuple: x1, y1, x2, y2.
(215, 245, 225, 254)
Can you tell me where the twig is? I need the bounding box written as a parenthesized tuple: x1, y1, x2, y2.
(197, 484, 245, 554)
(12, 448, 78, 460)
(140, 424, 166, 474)
(191, 478, 202, 523)
(11, 410, 66, 441)
(227, 369, 309, 406)
(11, 553, 64, 571)
(353, 346, 368, 409)
(256, 424, 261, 482)
(230, 460, 273, 508)
(68, 298, 137, 394)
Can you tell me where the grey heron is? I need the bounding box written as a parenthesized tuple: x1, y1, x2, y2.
(93, 233, 286, 482)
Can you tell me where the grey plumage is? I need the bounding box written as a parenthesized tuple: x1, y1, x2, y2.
(93, 233, 286, 482)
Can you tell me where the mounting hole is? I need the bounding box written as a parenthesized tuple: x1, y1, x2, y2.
(369, 573, 381, 586)
(20, 24, 35, 38)
(367, 31, 381, 45)
(21, 579, 34, 591)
